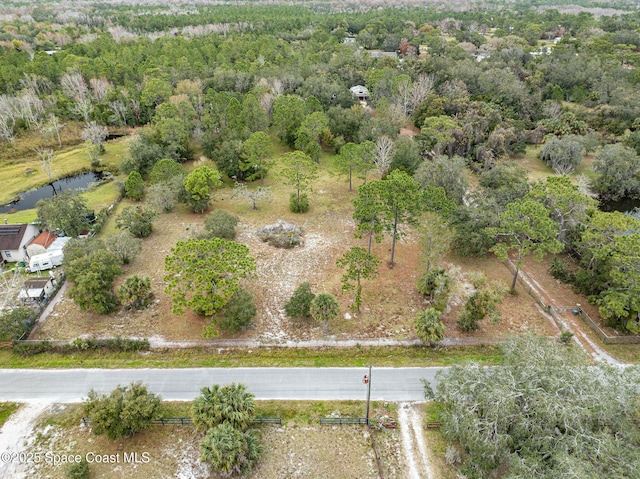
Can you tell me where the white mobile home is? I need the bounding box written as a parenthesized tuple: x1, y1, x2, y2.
(28, 250, 64, 272)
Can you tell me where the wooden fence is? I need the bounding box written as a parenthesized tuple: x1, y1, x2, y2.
(320, 417, 368, 425)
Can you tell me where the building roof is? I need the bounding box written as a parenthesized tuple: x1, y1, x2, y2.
(31, 232, 57, 250)
(369, 51, 399, 59)
(24, 277, 52, 289)
(350, 85, 370, 95)
(0, 224, 28, 251)
(48, 236, 70, 252)
(20, 277, 52, 299)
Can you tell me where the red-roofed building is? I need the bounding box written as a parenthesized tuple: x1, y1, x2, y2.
(26, 231, 57, 257)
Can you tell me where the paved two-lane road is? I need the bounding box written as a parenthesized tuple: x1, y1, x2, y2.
(0, 367, 444, 403)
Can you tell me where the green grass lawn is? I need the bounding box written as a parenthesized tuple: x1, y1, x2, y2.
(0, 345, 502, 369)
(2, 138, 126, 225)
(1, 137, 129, 206)
(0, 402, 19, 427)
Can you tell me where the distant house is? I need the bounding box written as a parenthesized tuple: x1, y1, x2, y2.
(342, 37, 356, 44)
(0, 224, 39, 263)
(18, 276, 54, 303)
(369, 51, 399, 60)
(350, 85, 370, 103)
(26, 232, 57, 257)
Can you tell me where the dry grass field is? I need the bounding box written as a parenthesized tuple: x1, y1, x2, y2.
(25, 401, 410, 479)
(32, 152, 556, 343)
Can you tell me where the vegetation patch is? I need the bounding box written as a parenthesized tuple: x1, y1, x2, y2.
(0, 345, 503, 368)
(0, 402, 19, 427)
(257, 220, 303, 248)
(29, 400, 404, 479)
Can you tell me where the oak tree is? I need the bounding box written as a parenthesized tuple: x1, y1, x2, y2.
(84, 382, 161, 440)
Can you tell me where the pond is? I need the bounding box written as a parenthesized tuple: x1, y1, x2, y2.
(0, 171, 106, 214)
(599, 197, 640, 213)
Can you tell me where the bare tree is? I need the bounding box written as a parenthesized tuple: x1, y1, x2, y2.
(393, 75, 413, 116)
(17, 89, 45, 129)
(35, 147, 57, 194)
(130, 98, 142, 125)
(61, 70, 94, 122)
(107, 25, 137, 44)
(260, 91, 274, 117)
(83, 121, 109, 165)
(82, 121, 108, 148)
(374, 136, 395, 176)
(40, 114, 65, 148)
(60, 70, 88, 101)
(108, 100, 129, 126)
(231, 183, 272, 210)
(542, 101, 563, 120)
(72, 97, 94, 123)
(271, 78, 284, 96)
(20, 73, 53, 97)
(90, 77, 112, 103)
(0, 95, 18, 143)
(410, 73, 434, 112)
(0, 117, 16, 144)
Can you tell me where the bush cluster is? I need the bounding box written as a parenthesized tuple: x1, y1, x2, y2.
(13, 337, 150, 356)
(257, 220, 303, 248)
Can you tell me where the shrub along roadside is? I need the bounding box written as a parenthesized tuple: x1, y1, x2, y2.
(12, 337, 150, 356)
(2, 345, 503, 368)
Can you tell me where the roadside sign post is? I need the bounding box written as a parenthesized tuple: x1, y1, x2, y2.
(363, 365, 372, 425)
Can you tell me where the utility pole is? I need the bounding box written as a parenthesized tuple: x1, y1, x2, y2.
(364, 365, 372, 425)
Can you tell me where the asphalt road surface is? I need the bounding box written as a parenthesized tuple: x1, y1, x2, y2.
(0, 367, 445, 403)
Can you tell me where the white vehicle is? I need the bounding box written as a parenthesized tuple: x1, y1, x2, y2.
(28, 250, 64, 272)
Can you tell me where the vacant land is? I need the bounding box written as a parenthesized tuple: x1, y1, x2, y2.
(32, 154, 555, 344)
(24, 401, 407, 479)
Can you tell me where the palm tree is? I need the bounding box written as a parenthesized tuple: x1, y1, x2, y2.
(192, 383, 256, 432)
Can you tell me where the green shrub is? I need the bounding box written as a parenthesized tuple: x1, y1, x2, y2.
(416, 269, 451, 312)
(284, 282, 315, 318)
(201, 209, 239, 240)
(560, 330, 574, 343)
(65, 458, 90, 479)
(118, 276, 154, 310)
(0, 307, 36, 342)
(12, 340, 53, 356)
(84, 382, 161, 440)
(289, 193, 309, 213)
(218, 288, 257, 334)
(14, 337, 150, 356)
(124, 170, 144, 200)
(458, 288, 503, 332)
(415, 308, 445, 345)
(549, 258, 574, 283)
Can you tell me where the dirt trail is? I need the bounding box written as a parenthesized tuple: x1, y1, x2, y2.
(515, 262, 622, 365)
(0, 402, 50, 479)
(397, 403, 434, 479)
